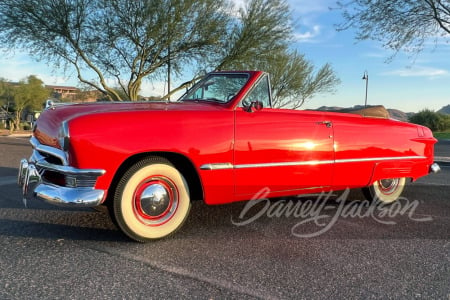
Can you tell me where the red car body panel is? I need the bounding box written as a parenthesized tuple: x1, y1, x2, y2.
(31, 71, 437, 206)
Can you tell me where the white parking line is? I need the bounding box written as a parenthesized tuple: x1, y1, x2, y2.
(0, 176, 17, 187)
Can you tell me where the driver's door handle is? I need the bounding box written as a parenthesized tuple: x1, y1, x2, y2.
(317, 121, 332, 128)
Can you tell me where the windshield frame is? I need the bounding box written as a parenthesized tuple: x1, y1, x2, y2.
(179, 72, 251, 104)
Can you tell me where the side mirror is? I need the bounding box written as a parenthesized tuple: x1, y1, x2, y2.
(244, 100, 264, 113)
(45, 99, 54, 109)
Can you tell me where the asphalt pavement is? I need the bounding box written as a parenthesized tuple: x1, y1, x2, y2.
(0, 136, 449, 299)
(435, 139, 450, 165)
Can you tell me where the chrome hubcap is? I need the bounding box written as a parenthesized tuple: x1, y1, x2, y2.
(140, 184, 170, 217)
(134, 177, 178, 225)
(378, 178, 399, 195)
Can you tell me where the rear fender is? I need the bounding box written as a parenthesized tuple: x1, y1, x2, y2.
(369, 160, 429, 184)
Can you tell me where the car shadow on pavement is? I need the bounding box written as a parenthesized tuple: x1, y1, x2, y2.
(179, 186, 450, 241)
(0, 166, 20, 177)
(2, 180, 449, 242)
(0, 208, 130, 242)
(0, 219, 128, 242)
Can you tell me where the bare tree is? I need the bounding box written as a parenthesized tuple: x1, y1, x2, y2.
(268, 52, 340, 109)
(0, 0, 341, 107)
(161, 0, 294, 99)
(215, 0, 292, 71)
(0, 0, 230, 100)
(203, 0, 340, 109)
(335, 0, 450, 56)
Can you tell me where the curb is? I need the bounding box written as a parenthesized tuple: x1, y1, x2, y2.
(435, 157, 450, 166)
(0, 133, 32, 138)
(9, 134, 32, 137)
(436, 162, 450, 167)
(6, 134, 32, 138)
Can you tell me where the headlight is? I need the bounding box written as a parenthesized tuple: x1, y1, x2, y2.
(58, 121, 70, 151)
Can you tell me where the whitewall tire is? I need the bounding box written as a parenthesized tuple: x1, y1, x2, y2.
(113, 157, 191, 242)
(363, 177, 406, 204)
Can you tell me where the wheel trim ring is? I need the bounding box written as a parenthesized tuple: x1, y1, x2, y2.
(377, 178, 399, 195)
(135, 180, 173, 218)
(133, 176, 179, 226)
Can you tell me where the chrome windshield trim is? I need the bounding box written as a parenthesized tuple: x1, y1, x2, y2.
(201, 155, 427, 170)
(179, 72, 250, 103)
(31, 136, 69, 166)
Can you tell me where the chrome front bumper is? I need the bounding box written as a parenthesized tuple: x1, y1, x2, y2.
(18, 143, 106, 207)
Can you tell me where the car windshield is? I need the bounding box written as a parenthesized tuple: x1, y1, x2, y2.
(180, 73, 249, 103)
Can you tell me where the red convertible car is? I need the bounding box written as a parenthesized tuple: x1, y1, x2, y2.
(18, 71, 440, 241)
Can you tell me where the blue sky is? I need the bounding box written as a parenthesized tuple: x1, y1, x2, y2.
(0, 0, 449, 113)
(288, 0, 450, 112)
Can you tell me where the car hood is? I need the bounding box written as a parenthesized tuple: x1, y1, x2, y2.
(33, 101, 223, 148)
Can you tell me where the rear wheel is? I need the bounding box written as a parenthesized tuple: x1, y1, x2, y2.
(113, 157, 191, 242)
(362, 177, 406, 204)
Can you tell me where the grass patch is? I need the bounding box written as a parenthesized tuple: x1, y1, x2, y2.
(433, 131, 450, 140)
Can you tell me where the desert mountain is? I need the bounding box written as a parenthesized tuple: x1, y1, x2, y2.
(437, 105, 450, 115)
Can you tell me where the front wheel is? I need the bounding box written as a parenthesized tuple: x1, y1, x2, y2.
(113, 157, 191, 242)
(362, 177, 406, 204)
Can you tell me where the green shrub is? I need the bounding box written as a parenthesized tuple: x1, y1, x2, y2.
(409, 109, 448, 131)
(19, 122, 32, 131)
(433, 131, 450, 140)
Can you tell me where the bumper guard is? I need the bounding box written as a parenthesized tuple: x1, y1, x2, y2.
(18, 151, 106, 208)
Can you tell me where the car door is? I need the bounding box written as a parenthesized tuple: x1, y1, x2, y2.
(234, 76, 335, 198)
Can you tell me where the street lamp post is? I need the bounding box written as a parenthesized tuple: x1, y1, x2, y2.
(362, 71, 368, 107)
(167, 45, 171, 101)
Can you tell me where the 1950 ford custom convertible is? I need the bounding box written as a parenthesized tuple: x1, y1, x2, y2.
(18, 71, 440, 241)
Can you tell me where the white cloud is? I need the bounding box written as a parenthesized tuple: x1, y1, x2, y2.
(230, 0, 246, 10)
(382, 66, 449, 78)
(294, 25, 321, 43)
(288, 0, 333, 15)
(230, 0, 334, 15)
(288, 0, 339, 45)
(140, 80, 167, 97)
(363, 52, 385, 58)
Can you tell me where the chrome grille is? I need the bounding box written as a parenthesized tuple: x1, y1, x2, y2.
(37, 151, 64, 165)
(30, 137, 104, 189)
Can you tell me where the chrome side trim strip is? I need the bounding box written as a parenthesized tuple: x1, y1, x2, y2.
(235, 160, 334, 169)
(200, 163, 234, 170)
(201, 155, 427, 171)
(334, 156, 426, 163)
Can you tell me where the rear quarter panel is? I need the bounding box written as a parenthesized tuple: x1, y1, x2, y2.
(330, 113, 436, 188)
